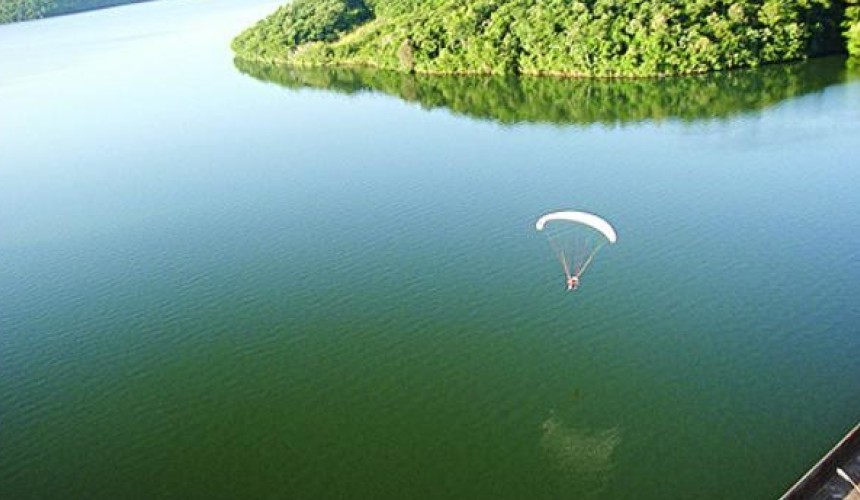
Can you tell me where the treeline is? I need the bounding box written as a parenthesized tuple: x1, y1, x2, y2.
(0, 0, 49, 22)
(232, 0, 854, 77)
(234, 55, 852, 125)
(0, 0, 150, 24)
(847, 0, 860, 56)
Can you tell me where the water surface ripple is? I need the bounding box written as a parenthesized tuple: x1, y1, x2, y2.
(2, 1, 860, 499)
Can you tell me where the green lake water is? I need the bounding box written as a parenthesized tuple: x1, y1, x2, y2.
(2, 1, 860, 498)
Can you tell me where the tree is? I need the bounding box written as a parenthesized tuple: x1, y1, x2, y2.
(232, 0, 848, 78)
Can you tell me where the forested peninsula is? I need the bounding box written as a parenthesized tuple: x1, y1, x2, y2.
(232, 0, 860, 78)
(0, 0, 150, 24)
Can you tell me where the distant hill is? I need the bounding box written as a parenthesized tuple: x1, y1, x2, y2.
(0, 0, 152, 24)
(232, 0, 852, 78)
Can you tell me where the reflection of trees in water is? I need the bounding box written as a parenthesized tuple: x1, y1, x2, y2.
(234, 57, 853, 126)
(540, 412, 620, 498)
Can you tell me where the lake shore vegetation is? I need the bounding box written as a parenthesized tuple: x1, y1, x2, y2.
(0, 0, 150, 24)
(845, 0, 860, 57)
(232, 0, 853, 77)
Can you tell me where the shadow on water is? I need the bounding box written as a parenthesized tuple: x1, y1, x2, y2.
(234, 56, 856, 126)
(540, 411, 620, 499)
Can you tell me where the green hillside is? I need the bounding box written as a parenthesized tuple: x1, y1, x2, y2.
(232, 0, 851, 77)
(846, 0, 860, 56)
(0, 0, 150, 24)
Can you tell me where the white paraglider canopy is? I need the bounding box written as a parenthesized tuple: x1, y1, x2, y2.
(535, 210, 617, 289)
(535, 211, 617, 244)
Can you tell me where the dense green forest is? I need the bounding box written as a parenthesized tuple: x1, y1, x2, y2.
(233, 0, 856, 77)
(235, 56, 855, 125)
(846, 0, 860, 56)
(0, 0, 150, 24)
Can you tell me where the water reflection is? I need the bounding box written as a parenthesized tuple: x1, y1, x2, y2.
(234, 57, 853, 126)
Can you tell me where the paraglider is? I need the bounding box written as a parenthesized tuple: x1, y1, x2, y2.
(535, 211, 617, 291)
